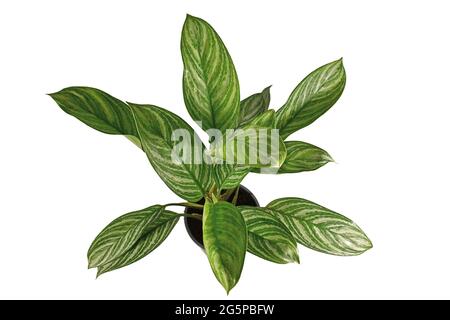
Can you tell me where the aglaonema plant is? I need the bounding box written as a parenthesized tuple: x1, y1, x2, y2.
(49, 14, 372, 294)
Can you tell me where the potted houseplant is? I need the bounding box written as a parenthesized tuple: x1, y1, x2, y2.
(49, 14, 372, 294)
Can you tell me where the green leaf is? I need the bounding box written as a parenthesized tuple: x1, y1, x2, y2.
(238, 206, 299, 264)
(278, 141, 333, 173)
(275, 59, 346, 139)
(210, 126, 287, 168)
(181, 14, 240, 133)
(203, 200, 247, 293)
(267, 198, 372, 256)
(213, 110, 277, 190)
(96, 210, 179, 277)
(129, 103, 212, 202)
(242, 109, 275, 128)
(213, 164, 249, 191)
(88, 205, 164, 269)
(239, 86, 271, 126)
(49, 87, 142, 149)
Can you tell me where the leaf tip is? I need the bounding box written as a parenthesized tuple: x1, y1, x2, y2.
(47, 90, 60, 100)
(87, 255, 98, 270)
(366, 238, 374, 250)
(332, 57, 344, 70)
(286, 245, 300, 264)
(337, 58, 345, 72)
(96, 267, 107, 279)
(225, 285, 233, 295)
(293, 252, 300, 264)
(185, 13, 198, 22)
(47, 89, 70, 105)
(324, 153, 335, 163)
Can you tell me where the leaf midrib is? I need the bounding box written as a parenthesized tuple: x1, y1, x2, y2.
(280, 67, 340, 132)
(100, 210, 158, 266)
(129, 106, 208, 197)
(193, 20, 216, 130)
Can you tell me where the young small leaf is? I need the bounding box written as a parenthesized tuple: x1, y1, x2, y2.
(129, 103, 212, 202)
(267, 198, 372, 256)
(203, 201, 247, 293)
(96, 210, 179, 277)
(88, 205, 164, 269)
(181, 15, 240, 133)
(278, 141, 333, 173)
(239, 86, 271, 126)
(276, 59, 346, 139)
(239, 206, 299, 264)
(49, 86, 142, 148)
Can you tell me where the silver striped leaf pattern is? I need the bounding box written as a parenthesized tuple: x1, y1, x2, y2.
(213, 164, 250, 191)
(96, 210, 179, 277)
(239, 206, 299, 264)
(279, 141, 334, 173)
(129, 103, 212, 202)
(211, 111, 285, 169)
(239, 86, 271, 126)
(267, 198, 372, 256)
(49, 86, 142, 148)
(181, 15, 240, 133)
(88, 205, 164, 269)
(276, 59, 346, 139)
(210, 126, 287, 168)
(241, 109, 275, 129)
(203, 200, 247, 294)
(213, 110, 277, 190)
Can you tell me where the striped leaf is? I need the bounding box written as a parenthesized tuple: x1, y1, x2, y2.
(213, 110, 276, 190)
(279, 141, 333, 173)
(242, 109, 275, 128)
(213, 164, 249, 191)
(88, 205, 164, 269)
(276, 59, 346, 139)
(203, 200, 247, 293)
(239, 206, 299, 264)
(239, 86, 271, 126)
(267, 198, 372, 256)
(96, 210, 179, 277)
(210, 126, 287, 168)
(129, 103, 212, 202)
(181, 15, 240, 133)
(49, 86, 142, 149)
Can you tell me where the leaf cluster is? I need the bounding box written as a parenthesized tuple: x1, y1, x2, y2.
(50, 15, 371, 293)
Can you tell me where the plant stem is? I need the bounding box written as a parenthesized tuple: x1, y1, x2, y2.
(232, 186, 240, 205)
(164, 202, 204, 209)
(176, 213, 203, 221)
(210, 184, 218, 198)
(221, 188, 236, 201)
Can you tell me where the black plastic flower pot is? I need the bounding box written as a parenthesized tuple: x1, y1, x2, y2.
(184, 185, 259, 249)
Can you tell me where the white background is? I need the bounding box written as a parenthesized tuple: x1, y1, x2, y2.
(1, 0, 449, 299)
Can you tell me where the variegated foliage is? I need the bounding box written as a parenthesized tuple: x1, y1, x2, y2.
(50, 15, 371, 294)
